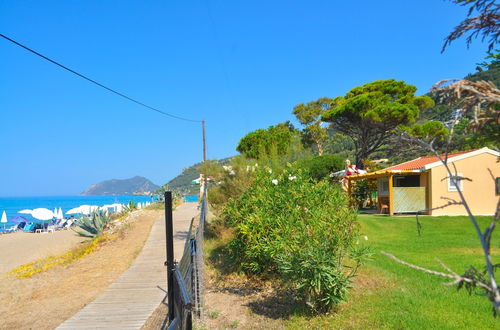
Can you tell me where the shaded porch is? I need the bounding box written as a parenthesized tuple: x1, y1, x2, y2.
(346, 170, 429, 215)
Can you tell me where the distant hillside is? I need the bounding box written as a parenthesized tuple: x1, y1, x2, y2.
(166, 163, 201, 194)
(82, 176, 159, 196)
(466, 67, 500, 88)
(163, 157, 233, 194)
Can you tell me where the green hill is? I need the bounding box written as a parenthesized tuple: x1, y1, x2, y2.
(167, 163, 201, 195)
(161, 157, 233, 195)
(82, 176, 159, 196)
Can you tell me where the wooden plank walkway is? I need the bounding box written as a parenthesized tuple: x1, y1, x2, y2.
(57, 202, 199, 329)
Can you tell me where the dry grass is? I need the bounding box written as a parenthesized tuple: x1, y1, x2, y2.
(9, 234, 111, 279)
(0, 209, 162, 330)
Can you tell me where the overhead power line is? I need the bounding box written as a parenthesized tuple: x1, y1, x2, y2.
(0, 33, 201, 123)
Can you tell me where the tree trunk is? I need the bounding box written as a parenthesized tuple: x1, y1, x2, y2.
(356, 149, 368, 169)
(316, 141, 324, 156)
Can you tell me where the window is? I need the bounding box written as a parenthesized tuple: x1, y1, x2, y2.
(394, 175, 420, 187)
(448, 173, 463, 192)
(378, 178, 389, 196)
(496, 177, 500, 195)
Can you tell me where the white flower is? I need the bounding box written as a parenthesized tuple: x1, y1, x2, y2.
(288, 175, 297, 181)
(272, 179, 278, 185)
(364, 236, 368, 241)
(268, 169, 273, 174)
(255, 163, 258, 167)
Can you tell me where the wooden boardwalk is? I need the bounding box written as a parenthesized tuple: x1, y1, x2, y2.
(57, 202, 199, 329)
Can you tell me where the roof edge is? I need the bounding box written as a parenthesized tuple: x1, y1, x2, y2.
(423, 147, 500, 170)
(383, 156, 424, 171)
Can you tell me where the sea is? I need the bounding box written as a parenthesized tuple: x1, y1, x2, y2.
(0, 195, 153, 228)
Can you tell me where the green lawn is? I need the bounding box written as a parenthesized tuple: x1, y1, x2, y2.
(287, 215, 500, 329)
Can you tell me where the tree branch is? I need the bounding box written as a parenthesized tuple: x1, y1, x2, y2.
(381, 251, 494, 294)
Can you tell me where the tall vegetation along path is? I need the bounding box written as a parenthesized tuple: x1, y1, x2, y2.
(57, 202, 199, 329)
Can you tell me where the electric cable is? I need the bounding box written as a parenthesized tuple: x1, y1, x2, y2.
(0, 33, 201, 123)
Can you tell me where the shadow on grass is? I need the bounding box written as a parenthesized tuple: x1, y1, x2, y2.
(245, 289, 312, 320)
(205, 221, 238, 275)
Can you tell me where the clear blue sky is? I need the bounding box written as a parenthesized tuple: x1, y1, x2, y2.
(0, 0, 491, 196)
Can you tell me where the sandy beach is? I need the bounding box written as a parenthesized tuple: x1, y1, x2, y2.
(0, 229, 87, 274)
(0, 209, 162, 329)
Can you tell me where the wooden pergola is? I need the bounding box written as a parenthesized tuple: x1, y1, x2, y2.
(346, 170, 421, 215)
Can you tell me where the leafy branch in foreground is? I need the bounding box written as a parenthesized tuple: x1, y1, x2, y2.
(381, 251, 498, 300)
(431, 79, 500, 133)
(443, 0, 499, 52)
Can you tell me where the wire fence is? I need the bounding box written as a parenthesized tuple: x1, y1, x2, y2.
(166, 187, 207, 330)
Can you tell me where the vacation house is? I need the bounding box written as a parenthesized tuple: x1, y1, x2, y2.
(346, 147, 500, 216)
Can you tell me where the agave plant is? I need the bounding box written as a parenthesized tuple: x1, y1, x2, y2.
(74, 211, 111, 238)
(118, 201, 137, 216)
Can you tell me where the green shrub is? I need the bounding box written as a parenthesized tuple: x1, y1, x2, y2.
(294, 154, 344, 181)
(206, 156, 256, 214)
(74, 211, 112, 238)
(223, 168, 365, 311)
(352, 178, 377, 209)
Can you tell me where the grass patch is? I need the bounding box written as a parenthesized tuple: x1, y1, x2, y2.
(10, 234, 115, 279)
(145, 202, 164, 210)
(286, 215, 500, 329)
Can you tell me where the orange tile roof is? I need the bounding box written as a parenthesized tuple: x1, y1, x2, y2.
(383, 149, 477, 171)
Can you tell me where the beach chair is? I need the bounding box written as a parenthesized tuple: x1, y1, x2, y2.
(55, 219, 67, 230)
(63, 219, 73, 229)
(23, 223, 35, 232)
(6, 225, 18, 232)
(46, 224, 56, 233)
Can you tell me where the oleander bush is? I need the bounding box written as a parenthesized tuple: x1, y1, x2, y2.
(223, 167, 366, 311)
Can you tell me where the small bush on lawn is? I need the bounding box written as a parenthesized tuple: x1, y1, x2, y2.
(223, 167, 365, 311)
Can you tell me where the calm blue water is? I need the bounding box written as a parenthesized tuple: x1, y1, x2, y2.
(0, 195, 152, 228)
(182, 195, 198, 203)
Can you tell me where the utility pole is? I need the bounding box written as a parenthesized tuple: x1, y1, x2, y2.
(202, 120, 206, 163)
(200, 120, 207, 196)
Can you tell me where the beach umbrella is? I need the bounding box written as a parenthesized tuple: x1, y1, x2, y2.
(107, 203, 122, 213)
(77, 205, 92, 215)
(18, 209, 33, 214)
(31, 208, 54, 221)
(1, 211, 7, 229)
(11, 216, 27, 223)
(66, 207, 81, 215)
(53, 208, 57, 218)
(58, 208, 63, 219)
(69, 205, 99, 216)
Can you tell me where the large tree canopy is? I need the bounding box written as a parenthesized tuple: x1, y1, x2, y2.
(236, 122, 298, 159)
(321, 79, 434, 167)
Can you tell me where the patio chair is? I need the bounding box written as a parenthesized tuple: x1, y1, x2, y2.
(378, 197, 389, 214)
